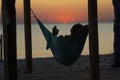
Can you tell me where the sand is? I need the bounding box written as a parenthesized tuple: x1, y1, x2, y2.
(1, 54, 120, 80)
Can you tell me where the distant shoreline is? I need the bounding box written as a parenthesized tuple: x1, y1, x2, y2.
(13, 21, 114, 25)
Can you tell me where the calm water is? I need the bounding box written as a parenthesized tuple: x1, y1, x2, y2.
(17, 22, 114, 59)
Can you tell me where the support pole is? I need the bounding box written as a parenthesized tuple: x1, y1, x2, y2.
(0, 35, 3, 61)
(88, 0, 100, 80)
(24, 0, 32, 73)
(2, 0, 17, 80)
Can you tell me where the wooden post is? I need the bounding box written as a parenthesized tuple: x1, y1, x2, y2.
(88, 0, 100, 80)
(0, 35, 3, 61)
(24, 0, 32, 73)
(0, 35, 1, 61)
(2, 0, 17, 80)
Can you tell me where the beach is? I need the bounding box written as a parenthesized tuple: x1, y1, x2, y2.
(0, 22, 116, 80)
(1, 54, 120, 80)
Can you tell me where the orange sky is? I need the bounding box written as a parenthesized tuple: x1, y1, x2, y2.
(0, 0, 114, 23)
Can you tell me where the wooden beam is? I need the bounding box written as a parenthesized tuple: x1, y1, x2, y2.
(88, 0, 100, 80)
(2, 0, 17, 80)
(0, 35, 3, 61)
(24, 0, 33, 73)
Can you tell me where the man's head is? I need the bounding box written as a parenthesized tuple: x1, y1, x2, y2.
(70, 23, 84, 34)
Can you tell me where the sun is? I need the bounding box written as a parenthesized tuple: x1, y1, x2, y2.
(56, 14, 74, 24)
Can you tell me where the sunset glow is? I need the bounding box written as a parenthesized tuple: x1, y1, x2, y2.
(56, 15, 74, 24)
(0, 0, 114, 23)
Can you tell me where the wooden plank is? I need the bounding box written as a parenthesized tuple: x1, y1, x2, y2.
(88, 0, 100, 80)
(24, 0, 33, 73)
(2, 0, 17, 80)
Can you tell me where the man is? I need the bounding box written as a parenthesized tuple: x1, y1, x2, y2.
(112, 0, 120, 67)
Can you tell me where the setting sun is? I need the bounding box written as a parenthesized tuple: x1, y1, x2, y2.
(52, 13, 77, 24)
(57, 15, 72, 24)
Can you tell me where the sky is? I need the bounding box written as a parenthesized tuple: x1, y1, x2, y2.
(0, 0, 114, 23)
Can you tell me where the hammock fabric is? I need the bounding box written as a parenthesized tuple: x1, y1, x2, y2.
(33, 12, 88, 65)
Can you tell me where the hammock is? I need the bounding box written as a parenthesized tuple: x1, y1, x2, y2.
(32, 11, 88, 65)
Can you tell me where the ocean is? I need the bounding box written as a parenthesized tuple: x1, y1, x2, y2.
(16, 22, 114, 59)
